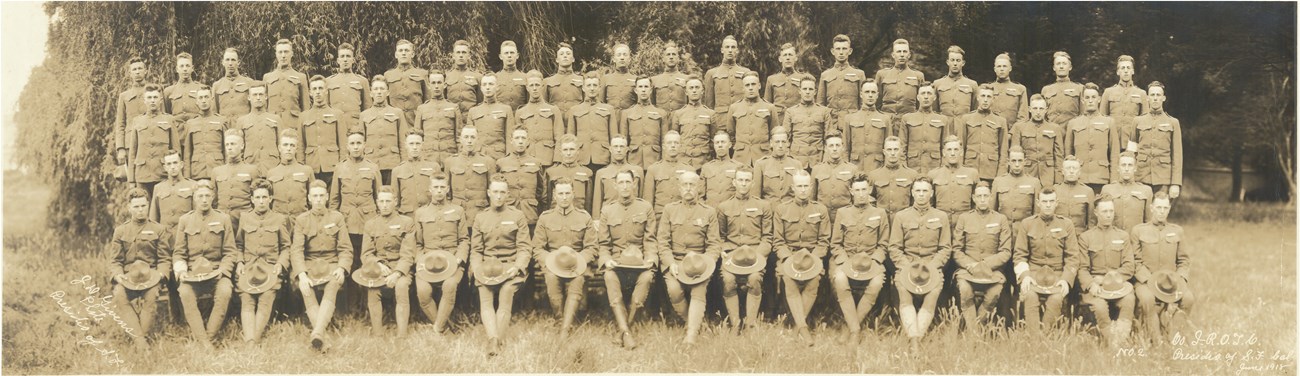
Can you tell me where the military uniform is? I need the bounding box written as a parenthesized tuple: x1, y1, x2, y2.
(1077, 224, 1135, 288)
(533, 206, 596, 266)
(1101, 181, 1152, 231)
(266, 162, 313, 216)
(443, 152, 495, 222)
(1008, 119, 1066, 186)
(299, 107, 346, 178)
(700, 157, 746, 208)
(264, 67, 308, 128)
(602, 71, 637, 111)
(289, 208, 353, 335)
(952, 208, 1012, 283)
(934, 74, 977, 117)
(988, 79, 1028, 126)
(671, 103, 717, 169)
(642, 158, 692, 216)
(887, 206, 952, 270)
(1100, 83, 1147, 144)
(360, 105, 407, 172)
(237, 110, 284, 172)
(384, 66, 428, 125)
(566, 100, 617, 166)
(1131, 220, 1193, 330)
(899, 110, 950, 173)
(782, 102, 834, 166)
(728, 98, 778, 165)
(164, 80, 205, 124)
(838, 108, 893, 171)
(326, 71, 371, 123)
(404, 200, 471, 331)
(818, 65, 866, 116)
(718, 194, 774, 261)
(392, 158, 442, 216)
(151, 178, 197, 234)
(767, 71, 815, 122)
(1065, 113, 1120, 185)
(595, 197, 658, 326)
(111, 219, 172, 277)
(1013, 213, 1082, 328)
(173, 208, 237, 342)
(361, 213, 416, 277)
(830, 203, 889, 275)
(651, 70, 689, 111)
(928, 164, 980, 214)
(991, 173, 1041, 223)
(470, 206, 533, 282)
(212, 160, 261, 222)
(591, 162, 644, 219)
(496, 68, 529, 110)
(235, 210, 290, 291)
(867, 165, 920, 214)
(773, 199, 831, 262)
(213, 74, 256, 117)
(496, 153, 545, 225)
(414, 98, 462, 164)
(445, 69, 482, 114)
(329, 158, 381, 235)
(703, 63, 750, 125)
(812, 160, 858, 218)
(184, 114, 228, 180)
(622, 104, 670, 167)
(542, 70, 584, 113)
(1042, 79, 1083, 126)
(753, 154, 805, 202)
(953, 110, 1007, 180)
(1132, 110, 1183, 190)
(657, 200, 722, 268)
(546, 162, 595, 213)
(514, 100, 563, 165)
(1053, 182, 1095, 233)
(467, 100, 514, 160)
(875, 66, 924, 115)
(114, 84, 147, 155)
(127, 112, 178, 184)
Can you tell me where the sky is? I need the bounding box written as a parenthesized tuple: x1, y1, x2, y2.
(1, 1, 50, 169)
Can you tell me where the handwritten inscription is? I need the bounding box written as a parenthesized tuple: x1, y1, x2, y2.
(1164, 330, 1294, 375)
(49, 275, 134, 372)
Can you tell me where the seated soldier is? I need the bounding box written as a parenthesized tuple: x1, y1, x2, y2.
(355, 186, 415, 336)
(109, 188, 171, 347)
(471, 176, 533, 356)
(292, 179, 354, 352)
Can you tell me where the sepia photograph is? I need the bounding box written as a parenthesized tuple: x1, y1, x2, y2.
(1, 1, 1296, 374)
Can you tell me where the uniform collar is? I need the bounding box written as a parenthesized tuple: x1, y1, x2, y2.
(502, 65, 519, 73)
(557, 68, 574, 75)
(225, 70, 238, 78)
(397, 63, 414, 71)
(619, 197, 635, 206)
(1055, 76, 1072, 83)
(483, 97, 497, 104)
(1150, 108, 1165, 116)
(1117, 80, 1134, 88)
(178, 77, 192, 84)
(555, 206, 575, 215)
(948, 71, 963, 79)
(996, 77, 1010, 83)
(782, 67, 796, 75)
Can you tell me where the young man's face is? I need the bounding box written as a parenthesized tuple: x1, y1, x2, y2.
(892, 44, 910, 65)
(583, 78, 600, 99)
(452, 45, 470, 66)
(770, 134, 790, 157)
(1095, 201, 1116, 225)
(511, 130, 528, 154)
(129, 196, 150, 221)
(977, 88, 994, 110)
(662, 46, 680, 68)
(791, 174, 812, 201)
(861, 83, 878, 106)
(1029, 99, 1047, 121)
(1008, 152, 1025, 174)
(347, 134, 365, 158)
(276, 43, 294, 66)
(798, 80, 816, 103)
(337, 48, 355, 70)
(609, 137, 628, 162)
(720, 38, 738, 61)
(831, 41, 851, 63)
(251, 188, 272, 212)
(459, 128, 478, 151)
(733, 170, 753, 194)
(194, 187, 215, 210)
(1037, 192, 1058, 216)
(662, 134, 680, 157)
(480, 76, 497, 98)
(371, 82, 389, 104)
(1062, 161, 1081, 182)
(395, 43, 414, 64)
(779, 47, 797, 68)
(144, 90, 162, 112)
(825, 137, 844, 161)
(279, 137, 298, 161)
(560, 142, 578, 163)
(994, 58, 1012, 79)
(129, 62, 147, 82)
(1119, 156, 1136, 180)
(308, 186, 328, 209)
(743, 76, 760, 99)
(526, 77, 543, 99)
(488, 181, 509, 208)
(712, 133, 731, 157)
(917, 87, 935, 108)
(883, 140, 901, 165)
(176, 58, 194, 77)
(635, 78, 652, 101)
(1117, 61, 1135, 82)
(615, 173, 635, 199)
(224, 136, 244, 157)
(429, 74, 447, 94)
(222, 51, 240, 72)
(972, 186, 991, 211)
(686, 79, 703, 102)
(376, 191, 396, 216)
(429, 178, 449, 202)
(556, 47, 574, 67)
(850, 181, 871, 205)
(911, 181, 932, 205)
(1053, 56, 1071, 77)
(946, 51, 965, 74)
(1151, 198, 1172, 222)
(552, 183, 574, 209)
(163, 154, 184, 178)
(196, 89, 213, 111)
(249, 87, 267, 109)
(500, 45, 519, 66)
(943, 141, 962, 165)
(310, 80, 327, 105)
(1148, 86, 1166, 110)
(613, 46, 631, 68)
(407, 135, 425, 157)
(1083, 89, 1101, 111)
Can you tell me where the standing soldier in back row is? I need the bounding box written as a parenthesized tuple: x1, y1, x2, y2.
(115, 57, 149, 172)
(705, 35, 751, 126)
(302, 75, 347, 184)
(543, 43, 584, 114)
(934, 46, 977, 117)
(1041, 51, 1083, 126)
(265, 39, 309, 129)
(326, 43, 371, 126)
(185, 85, 228, 180)
(415, 70, 463, 163)
(496, 41, 529, 110)
(468, 74, 514, 160)
(953, 84, 1007, 181)
(819, 35, 866, 117)
(1066, 90, 1121, 190)
(1100, 55, 1147, 142)
(875, 39, 924, 116)
(767, 43, 813, 124)
(673, 76, 716, 169)
(651, 41, 689, 112)
(165, 52, 205, 124)
(1133, 82, 1182, 199)
(213, 48, 256, 118)
(385, 39, 428, 126)
(446, 40, 483, 114)
(840, 80, 893, 172)
(988, 53, 1028, 126)
(729, 72, 779, 165)
(604, 43, 638, 111)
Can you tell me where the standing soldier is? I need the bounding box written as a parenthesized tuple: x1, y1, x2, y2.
(292, 180, 353, 352)
(446, 40, 483, 113)
(840, 80, 893, 171)
(184, 85, 227, 180)
(702, 131, 747, 207)
(165, 52, 204, 124)
(548, 135, 596, 213)
(497, 129, 547, 225)
(213, 48, 256, 118)
(651, 41, 689, 112)
(658, 171, 721, 345)
(127, 84, 178, 192)
(1065, 89, 1121, 190)
(266, 130, 313, 217)
(532, 178, 597, 336)
(471, 177, 533, 356)
(1013, 188, 1082, 332)
(671, 76, 716, 169)
(173, 181, 236, 348)
(110, 188, 170, 347)
(934, 46, 977, 117)
(568, 72, 618, 172)
(888, 177, 950, 353)
(812, 133, 859, 219)
(773, 171, 831, 346)
(238, 84, 284, 172)
(643, 131, 692, 217)
(542, 43, 584, 113)
(1130, 193, 1191, 345)
(415, 70, 463, 164)
(495, 41, 528, 110)
(623, 76, 671, 167)
(405, 174, 469, 335)
(728, 72, 778, 165)
(212, 130, 261, 223)
(445, 127, 496, 223)
(953, 84, 1007, 180)
(1132, 82, 1182, 198)
(591, 135, 644, 218)
(264, 39, 309, 129)
(767, 43, 814, 123)
(467, 74, 514, 160)
(828, 174, 889, 343)
(357, 187, 416, 336)
(875, 39, 924, 116)
(953, 182, 1012, 332)
(514, 69, 561, 165)
(603, 43, 638, 111)
(1100, 55, 1147, 142)
(114, 57, 149, 172)
(1077, 195, 1137, 347)
(991, 146, 1041, 223)
(1053, 156, 1095, 233)
(898, 83, 949, 172)
(1041, 51, 1083, 126)
(331, 130, 382, 272)
(704, 35, 750, 126)
(868, 137, 921, 214)
(1009, 93, 1067, 187)
(302, 75, 347, 183)
(929, 136, 980, 215)
(393, 132, 442, 217)
(234, 179, 290, 343)
(385, 39, 427, 126)
(1101, 153, 1153, 231)
(152, 151, 196, 236)
(783, 79, 834, 166)
(325, 43, 371, 126)
(717, 166, 773, 333)
(753, 127, 804, 202)
(819, 35, 866, 117)
(596, 170, 658, 348)
(988, 53, 1028, 126)
(362, 76, 408, 183)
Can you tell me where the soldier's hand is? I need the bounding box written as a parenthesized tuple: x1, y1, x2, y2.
(297, 274, 311, 290)
(505, 266, 520, 278)
(331, 267, 346, 282)
(378, 262, 392, 275)
(604, 260, 617, 269)
(1088, 282, 1100, 295)
(236, 262, 245, 276)
(115, 149, 127, 165)
(1170, 185, 1181, 199)
(113, 274, 125, 284)
(670, 263, 680, 276)
(385, 272, 402, 288)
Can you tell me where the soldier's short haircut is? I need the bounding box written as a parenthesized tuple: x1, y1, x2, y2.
(279, 128, 299, 141)
(224, 128, 244, 139)
(377, 185, 395, 196)
(195, 179, 216, 193)
(825, 130, 844, 142)
(371, 75, 388, 86)
(663, 130, 682, 142)
(1084, 82, 1101, 93)
(584, 71, 601, 80)
(1094, 193, 1116, 208)
(429, 173, 449, 185)
(912, 176, 933, 189)
(975, 180, 991, 189)
(791, 169, 811, 180)
(276, 39, 292, 48)
(884, 135, 902, 145)
(397, 39, 414, 48)
(252, 178, 273, 195)
(127, 57, 146, 66)
(615, 170, 635, 181)
(128, 187, 149, 201)
(713, 129, 731, 140)
(1064, 154, 1079, 162)
(663, 40, 679, 50)
(558, 133, 579, 147)
(613, 42, 630, 52)
(453, 40, 470, 48)
(943, 134, 961, 145)
(552, 176, 575, 190)
(196, 84, 212, 93)
(723, 35, 737, 43)
(501, 40, 517, 49)
(338, 42, 356, 52)
(863, 78, 876, 85)
(1119, 151, 1136, 162)
(636, 75, 653, 85)
(1153, 191, 1171, 203)
(995, 52, 1011, 63)
(893, 39, 909, 47)
(1040, 187, 1056, 196)
(678, 170, 701, 182)
(163, 149, 182, 159)
(489, 174, 509, 187)
(407, 130, 425, 140)
(481, 73, 497, 82)
(1148, 81, 1165, 91)
(223, 47, 240, 56)
(1029, 93, 1046, 103)
(918, 81, 934, 91)
(609, 133, 628, 144)
(558, 42, 573, 51)
(526, 70, 544, 80)
(1053, 51, 1071, 62)
(310, 179, 328, 190)
(771, 126, 789, 138)
(850, 173, 870, 187)
(177, 52, 193, 61)
(686, 75, 703, 85)
(428, 69, 445, 78)
(978, 83, 995, 92)
(947, 45, 965, 57)
(1008, 145, 1026, 156)
(742, 71, 760, 80)
(347, 127, 366, 139)
(310, 74, 327, 84)
(144, 84, 162, 93)
(1117, 55, 1135, 64)
(734, 165, 755, 177)
(780, 42, 796, 52)
(833, 34, 851, 44)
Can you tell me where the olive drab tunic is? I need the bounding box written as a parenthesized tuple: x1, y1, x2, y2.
(496, 69, 529, 110)
(266, 163, 312, 216)
(953, 111, 1007, 180)
(415, 99, 463, 163)
(767, 71, 814, 120)
(325, 72, 371, 121)
(330, 159, 381, 234)
(185, 115, 229, 180)
(151, 179, 197, 232)
(812, 161, 858, 216)
(385, 67, 429, 125)
(651, 71, 689, 112)
(513, 101, 563, 165)
(496, 154, 545, 225)
(867, 165, 920, 214)
(718, 195, 774, 256)
(928, 165, 980, 214)
(237, 111, 285, 172)
(393, 159, 442, 216)
(404, 202, 472, 265)
(466, 102, 514, 160)
(532, 207, 597, 266)
(934, 74, 977, 117)
(728, 99, 779, 165)
(783, 103, 834, 166)
(991, 173, 1040, 223)
(839, 109, 893, 171)
(830, 204, 889, 268)
(899, 111, 950, 172)
(237, 210, 291, 290)
(212, 162, 261, 219)
(362, 214, 416, 273)
(875, 66, 924, 115)
(602, 71, 637, 111)
(887, 206, 952, 267)
(700, 159, 745, 208)
(1129, 221, 1189, 283)
(1101, 182, 1153, 231)
(952, 209, 1012, 283)
(643, 160, 692, 215)
(471, 207, 533, 273)
(164, 81, 205, 123)
(1065, 114, 1121, 185)
(657, 201, 721, 269)
(445, 69, 483, 114)
(1077, 225, 1135, 288)
(1133, 111, 1183, 186)
(300, 108, 346, 174)
(988, 80, 1028, 126)
(542, 72, 584, 113)
(622, 104, 671, 167)
(174, 209, 238, 278)
(290, 209, 353, 276)
(1008, 119, 1066, 186)
(1100, 83, 1147, 142)
(773, 200, 831, 260)
(591, 163, 645, 219)
(1041, 80, 1083, 126)
(444, 153, 495, 220)
(672, 103, 717, 169)
(360, 106, 408, 170)
(566, 101, 617, 166)
(1013, 214, 1082, 285)
(547, 163, 595, 213)
(114, 85, 146, 152)
(703, 64, 750, 124)
(754, 155, 804, 202)
(127, 113, 178, 184)
(1053, 182, 1095, 233)
(818, 65, 866, 115)
(213, 75, 256, 118)
(595, 198, 658, 268)
(264, 68, 309, 127)
(109, 220, 172, 277)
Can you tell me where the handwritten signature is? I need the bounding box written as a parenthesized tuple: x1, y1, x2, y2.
(49, 275, 135, 371)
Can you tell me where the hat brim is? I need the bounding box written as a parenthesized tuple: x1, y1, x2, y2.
(474, 260, 515, 286)
(415, 251, 459, 283)
(721, 251, 765, 275)
(1025, 277, 1068, 295)
(844, 255, 882, 281)
(238, 265, 278, 294)
(962, 268, 1004, 285)
(1152, 274, 1187, 303)
(674, 257, 716, 285)
(780, 254, 824, 282)
(121, 271, 164, 291)
(903, 266, 941, 294)
(182, 270, 222, 283)
(1096, 282, 1134, 300)
(545, 250, 588, 279)
(304, 261, 338, 287)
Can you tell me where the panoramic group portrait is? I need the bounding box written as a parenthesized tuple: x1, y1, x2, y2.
(2, 2, 1296, 374)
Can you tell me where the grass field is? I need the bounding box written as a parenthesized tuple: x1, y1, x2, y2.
(3, 172, 1296, 374)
